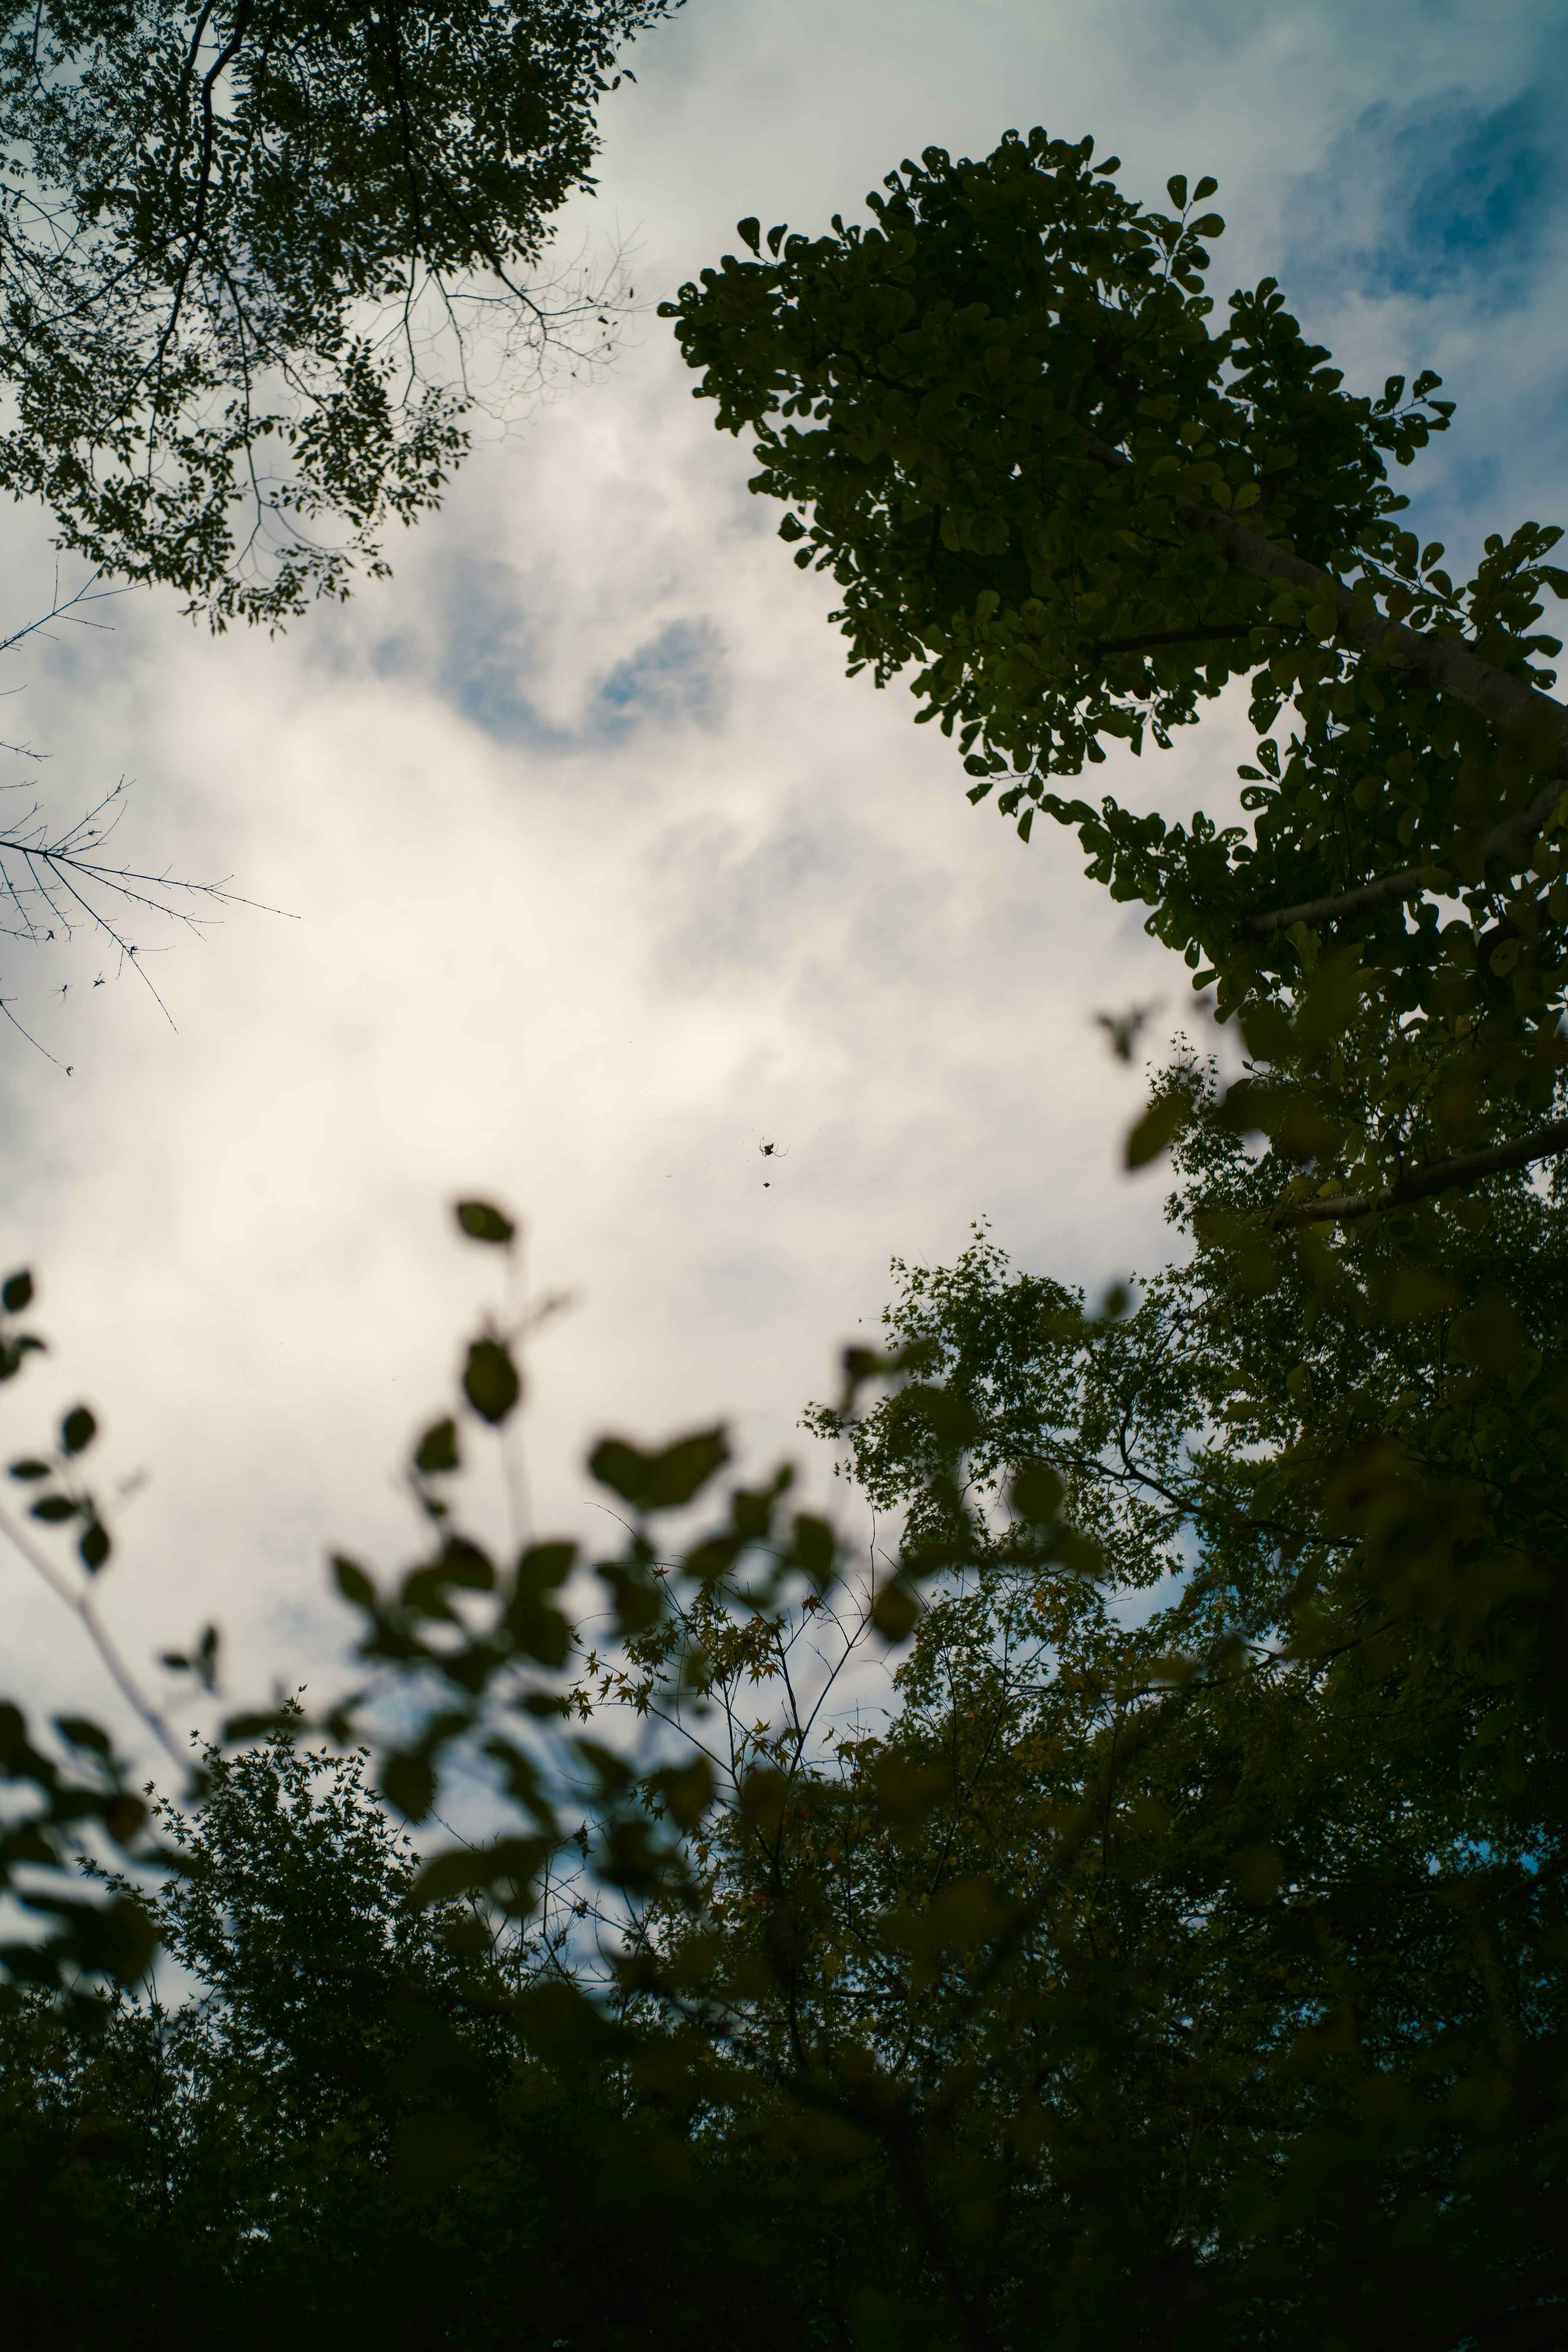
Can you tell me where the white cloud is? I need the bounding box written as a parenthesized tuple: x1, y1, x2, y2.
(0, 0, 1561, 1766)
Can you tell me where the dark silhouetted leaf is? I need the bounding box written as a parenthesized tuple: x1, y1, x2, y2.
(589, 1427, 728, 1512)
(455, 1199, 515, 1245)
(60, 1406, 96, 1456)
(414, 1416, 460, 1474)
(463, 1337, 521, 1425)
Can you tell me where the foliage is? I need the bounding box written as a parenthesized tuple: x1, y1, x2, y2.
(8, 1164, 1567, 2343)
(0, 0, 683, 623)
(664, 128, 1568, 1229)
(2, 1719, 813, 2350)
(0, 1270, 159, 2006)
(4, 120, 1568, 2352)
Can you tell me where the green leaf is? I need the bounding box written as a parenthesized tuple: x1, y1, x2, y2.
(2, 1271, 33, 1313)
(514, 1539, 576, 1593)
(463, 1337, 521, 1426)
(30, 1494, 77, 1523)
(595, 1557, 664, 1636)
(414, 1417, 460, 1475)
(382, 1751, 438, 1822)
(1125, 1092, 1191, 1169)
(736, 216, 761, 253)
(738, 1766, 788, 1831)
(871, 1577, 920, 1641)
(78, 1519, 110, 1572)
(412, 1834, 549, 1911)
(1192, 175, 1218, 201)
(1166, 175, 1188, 210)
(454, 1200, 515, 1245)
(1452, 1294, 1526, 1373)
(332, 1554, 376, 1606)
(1235, 1842, 1283, 1903)
(8, 1459, 50, 1481)
(54, 1715, 111, 1757)
(1011, 1461, 1064, 1523)
(652, 1755, 715, 1830)
(505, 1593, 571, 1668)
(789, 1512, 837, 1591)
(589, 1426, 729, 1512)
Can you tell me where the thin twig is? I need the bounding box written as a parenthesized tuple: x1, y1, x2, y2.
(0, 1500, 187, 1771)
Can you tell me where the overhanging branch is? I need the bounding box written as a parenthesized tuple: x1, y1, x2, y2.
(1076, 422, 1568, 758)
(1272, 1120, 1568, 1227)
(1072, 425, 1568, 934)
(1235, 776, 1567, 941)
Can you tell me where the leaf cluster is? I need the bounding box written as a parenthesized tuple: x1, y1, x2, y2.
(0, 0, 682, 621)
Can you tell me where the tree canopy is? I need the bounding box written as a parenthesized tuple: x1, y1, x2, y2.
(665, 129, 1568, 1234)
(0, 0, 683, 623)
(3, 120, 1568, 2352)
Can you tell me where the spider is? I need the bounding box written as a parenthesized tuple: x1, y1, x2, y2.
(759, 1139, 789, 1159)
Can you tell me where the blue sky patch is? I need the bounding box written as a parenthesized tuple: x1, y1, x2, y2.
(593, 617, 727, 737)
(370, 559, 728, 751)
(1275, 26, 1566, 315)
(1360, 85, 1557, 301)
(1261, 24, 1568, 572)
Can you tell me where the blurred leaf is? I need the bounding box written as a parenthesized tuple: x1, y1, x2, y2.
(464, 1337, 521, 1426)
(54, 1715, 111, 1757)
(60, 1405, 96, 1457)
(382, 1751, 438, 1823)
(652, 1755, 714, 1831)
(1011, 1461, 1065, 1523)
(411, 1834, 549, 1911)
(332, 1554, 376, 1606)
(589, 1427, 729, 1512)
(789, 1512, 837, 1591)
(1453, 1293, 1527, 1373)
(738, 1766, 788, 1832)
(1235, 1843, 1284, 1904)
(596, 1556, 664, 1636)
(414, 1417, 460, 1475)
(1126, 1092, 1190, 1169)
(454, 1199, 515, 1245)
(870, 1577, 920, 1641)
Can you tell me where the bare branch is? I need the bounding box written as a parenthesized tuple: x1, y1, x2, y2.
(0, 1499, 188, 1772)
(0, 568, 127, 663)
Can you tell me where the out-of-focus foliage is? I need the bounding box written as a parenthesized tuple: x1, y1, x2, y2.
(0, 0, 683, 622)
(7, 1159, 1566, 2345)
(4, 122, 1568, 2352)
(1, 1720, 811, 2351)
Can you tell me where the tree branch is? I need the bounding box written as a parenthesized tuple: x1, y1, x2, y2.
(1271, 1120, 1568, 1226)
(1235, 775, 1566, 941)
(1075, 423, 1568, 758)
(1071, 425, 1568, 931)
(0, 1501, 188, 1771)
(1090, 624, 1261, 664)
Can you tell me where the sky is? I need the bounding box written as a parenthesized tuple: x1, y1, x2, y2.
(1, 0, 1564, 1771)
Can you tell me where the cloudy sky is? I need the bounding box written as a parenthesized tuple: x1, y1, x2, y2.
(1, 0, 1564, 1761)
